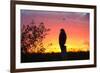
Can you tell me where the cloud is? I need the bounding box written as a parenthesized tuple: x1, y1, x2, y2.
(83, 41, 89, 46)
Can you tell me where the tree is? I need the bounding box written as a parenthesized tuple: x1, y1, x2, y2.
(21, 21, 50, 54)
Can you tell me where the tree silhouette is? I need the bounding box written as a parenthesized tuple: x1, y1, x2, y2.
(21, 21, 50, 54)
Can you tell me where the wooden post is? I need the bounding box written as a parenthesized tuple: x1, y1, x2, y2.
(61, 46, 67, 59)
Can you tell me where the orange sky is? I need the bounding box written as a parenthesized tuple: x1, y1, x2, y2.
(21, 10, 90, 53)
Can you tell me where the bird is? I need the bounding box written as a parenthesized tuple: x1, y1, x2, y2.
(59, 28, 67, 52)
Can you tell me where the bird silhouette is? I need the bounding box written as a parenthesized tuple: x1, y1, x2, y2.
(59, 29, 67, 53)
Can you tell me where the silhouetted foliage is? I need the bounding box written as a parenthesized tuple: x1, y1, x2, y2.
(21, 51, 90, 62)
(21, 21, 50, 54)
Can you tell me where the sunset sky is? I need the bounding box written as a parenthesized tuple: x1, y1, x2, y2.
(21, 10, 90, 53)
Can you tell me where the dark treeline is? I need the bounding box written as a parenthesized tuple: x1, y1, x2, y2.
(21, 51, 89, 63)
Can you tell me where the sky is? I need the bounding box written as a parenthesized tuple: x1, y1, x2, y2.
(21, 10, 90, 53)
